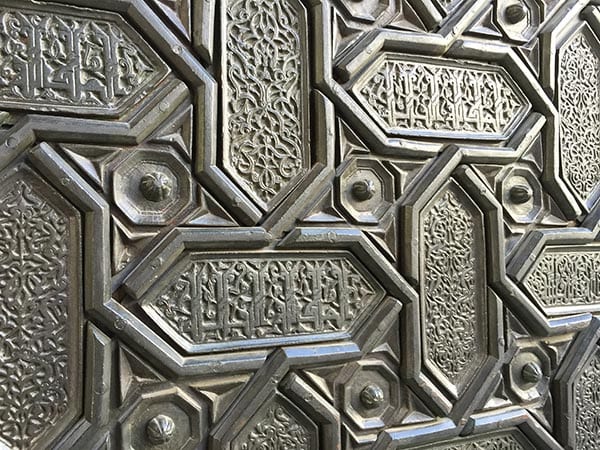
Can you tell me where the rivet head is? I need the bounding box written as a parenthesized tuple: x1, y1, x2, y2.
(360, 384, 385, 409)
(146, 414, 175, 445)
(521, 361, 543, 384)
(140, 172, 173, 202)
(351, 179, 376, 201)
(505, 3, 527, 24)
(509, 184, 532, 204)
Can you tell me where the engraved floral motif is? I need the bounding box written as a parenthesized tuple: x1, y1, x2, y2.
(421, 183, 486, 391)
(354, 55, 528, 139)
(0, 4, 165, 113)
(223, 0, 309, 207)
(575, 348, 600, 449)
(558, 29, 600, 206)
(145, 255, 382, 347)
(524, 248, 600, 308)
(237, 404, 311, 450)
(0, 173, 79, 449)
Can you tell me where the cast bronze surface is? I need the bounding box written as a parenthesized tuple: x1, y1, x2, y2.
(0, 0, 598, 449)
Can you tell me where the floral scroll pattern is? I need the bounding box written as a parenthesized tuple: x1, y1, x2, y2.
(575, 348, 600, 449)
(0, 5, 163, 112)
(524, 249, 600, 308)
(422, 184, 485, 390)
(0, 174, 79, 449)
(356, 57, 527, 138)
(147, 255, 382, 346)
(558, 30, 600, 206)
(223, 0, 309, 208)
(237, 404, 311, 450)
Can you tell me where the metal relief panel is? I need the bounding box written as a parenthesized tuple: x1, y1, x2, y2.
(352, 54, 530, 140)
(0, 1, 170, 116)
(574, 348, 600, 449)
(558, 25, 600, 209)
(141, 251, 385, 352)
(421, 180, 487, 396)
(523, 246, 600, 313)
(221, 0, 310, 210)
(1, 0, 600, 449)
(231, 393, 317, 450)
(0, 166, 81, 449)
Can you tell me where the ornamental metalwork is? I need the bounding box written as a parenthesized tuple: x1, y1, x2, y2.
(0, 2, 168, 115)
(411, 430, 530, 450)
(0, 169, 81, 449)
(421, 182, 486, 393)
(0, 0, 599, 449)
(352, 54, 530, 139)
(574, 348, 600, 449)
(523, 246, 600, 309)
(558, 26, 600, 208)
(221, 0, 310, 210)
(141, 252, 385, 351)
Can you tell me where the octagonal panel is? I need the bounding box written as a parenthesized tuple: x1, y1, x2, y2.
(113, 147, 193, 226)
(351, 54, 531, 140)
(140, 251, 386, 352)
(339, 359, 402, 430)
(557, 24, 600, 210)
(338, 158, 395, 225)
(221, 0, 310, 211)
(420, 179, 488, 396)
(119, 386, 207, 450)
(0, 0, 169, 116)
(0, 166, 81, 449)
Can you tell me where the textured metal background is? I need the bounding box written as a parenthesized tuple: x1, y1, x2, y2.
(0, 0, 598, 448)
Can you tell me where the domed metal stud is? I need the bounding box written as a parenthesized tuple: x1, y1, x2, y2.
(509, 184, 533, 204)
(505, 3, 527, 24)
(146, 414, 175, 445)
(521, 361, 543, 384)
(140, 172, 174, 202)
(351, 179, 376, 201)
(360, 384, 385, 409)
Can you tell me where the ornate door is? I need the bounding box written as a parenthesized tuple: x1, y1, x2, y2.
(0, 0, 599, 448)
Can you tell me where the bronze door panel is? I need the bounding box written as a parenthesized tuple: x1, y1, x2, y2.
(0, 0, 598, 448)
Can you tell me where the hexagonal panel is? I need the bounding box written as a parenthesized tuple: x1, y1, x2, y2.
(408, 428, 539, 449)
(351, 54, 531, 140)
(113, 147, 193, 225)
(140, 251, 385, 352)
(554, 318, 600, 449)
(520, 244, 600, 316)
(119, 386, 207, 450)
(0, 164, 82, 448)
(419, 179, 488, 396)
(221, 0, 310, 211)
(400, 157, 504, 416)
(557, 24, 600, 210)
(0, 0, 169, 116)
